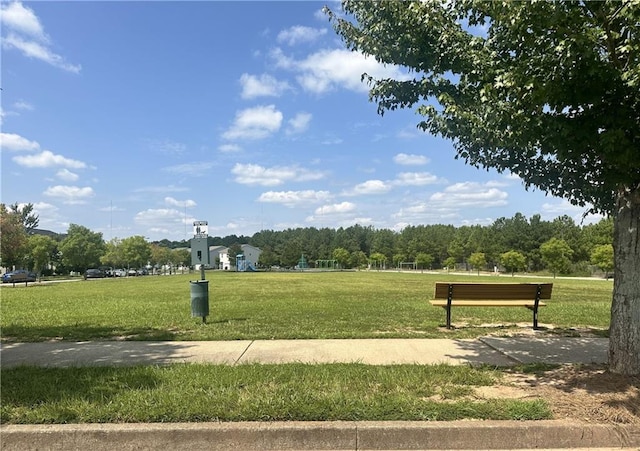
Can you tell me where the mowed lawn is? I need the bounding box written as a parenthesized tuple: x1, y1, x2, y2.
(1, 271, 612, 342)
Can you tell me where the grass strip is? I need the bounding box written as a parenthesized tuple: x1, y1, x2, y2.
(0, 363, 551, 423)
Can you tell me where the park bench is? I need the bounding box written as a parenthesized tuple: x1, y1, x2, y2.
(430, 282, 553, 330)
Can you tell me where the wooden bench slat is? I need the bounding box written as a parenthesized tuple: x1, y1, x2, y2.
(434, 283, 553, 300)
(430, 300, 547, 307)
(431, 282, 553, 330)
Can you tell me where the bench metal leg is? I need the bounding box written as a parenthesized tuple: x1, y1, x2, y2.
(533, 307, 539, 330)
(446, 306, 452, 329)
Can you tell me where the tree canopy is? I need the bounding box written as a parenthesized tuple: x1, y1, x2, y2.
(328, 0, 639, 214)
(328, 0, 640, 374)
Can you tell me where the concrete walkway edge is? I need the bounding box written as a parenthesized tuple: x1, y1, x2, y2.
(2, 420, 639, 450)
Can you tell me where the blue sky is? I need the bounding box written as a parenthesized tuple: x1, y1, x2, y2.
(1, 1, 600, 242)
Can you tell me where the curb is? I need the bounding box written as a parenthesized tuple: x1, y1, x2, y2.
(2, 420, 639, 450)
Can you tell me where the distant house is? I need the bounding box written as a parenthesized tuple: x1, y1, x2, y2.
(209, 245, 229, 270)
(208, 244, 262, 270)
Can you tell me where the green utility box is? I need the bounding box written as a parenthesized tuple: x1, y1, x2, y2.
(190, 280, 209, 322)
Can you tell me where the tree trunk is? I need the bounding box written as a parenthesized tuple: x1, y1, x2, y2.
(609, 185, 640, 375)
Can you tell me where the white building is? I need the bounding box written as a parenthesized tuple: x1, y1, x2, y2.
(208, 244, 262, 270)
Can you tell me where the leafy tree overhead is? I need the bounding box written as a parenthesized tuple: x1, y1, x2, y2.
(328, 0, 640, 374)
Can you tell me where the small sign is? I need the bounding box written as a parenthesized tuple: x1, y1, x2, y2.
(193, 220, 208, 238)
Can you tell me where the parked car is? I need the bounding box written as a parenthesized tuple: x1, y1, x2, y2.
(112, 269, 126, 277)
(127, 268, 138, 276)
(84, 268, 105, 279)
(2, 270, 37, 283)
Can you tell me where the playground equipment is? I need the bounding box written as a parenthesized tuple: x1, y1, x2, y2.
(316, 259, 338, 270)
(236, 254, 256, 272)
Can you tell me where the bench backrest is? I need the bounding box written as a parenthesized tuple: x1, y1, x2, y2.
(434, 283, 553, 300)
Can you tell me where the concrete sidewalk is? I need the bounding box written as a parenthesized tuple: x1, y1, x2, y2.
(0, 336, 609, 368)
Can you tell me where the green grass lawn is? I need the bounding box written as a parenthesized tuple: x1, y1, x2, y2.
(1, 271, 612, 342)
(0, 363, 551, 424)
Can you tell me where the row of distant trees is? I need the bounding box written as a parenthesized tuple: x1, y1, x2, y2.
(1, 203, 613, 277)
(250, 214, 613, 277)
(1, 204, 190, 275)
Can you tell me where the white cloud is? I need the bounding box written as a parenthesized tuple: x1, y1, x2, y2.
(56, 168, 79, 182)
(43, 185, 94, 204)
(134, 208, 185, 226)
(1, 2, 80, 73)
(232, 163, 325, 186)
(239, 73, 290, 99)
(429, 182, 508, 208)
(258, 190, 332, 207)
(164, 197, 197, 208)
(0, 132, 40, 151)
(14, 100, 34, 111)
(393, 153, 429, 166)
(393, 172, 441, 186)
(218, 143, 242, 153)
(541, 199, 604, 224)
(277, 25, 327, 46)
(13, 150, 86, 169)
(162, 162, 214, 176)
(314, 201, 355, 215)
(3, 33, 81, 74)
(345, 179, 392, 195)
(222, 105, 283, 140)
(0, 1, 47, 40)
(286, 112, 312, 135)
(271, 47, 409, 94)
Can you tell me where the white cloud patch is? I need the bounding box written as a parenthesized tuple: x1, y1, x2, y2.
(14, 100, 34, 111)
(222, 105, 283, 140)
(277, 25, 327, 46)
(232, 163, 325, 187)
(56, 168, 79, 182)
(164, 197, 197, 208)
(134, 208, 185, 226)
(286, 112, 312, 135)
(13, 150, 86, 169)
(314, 201, 355, 215)
(258, 190, 332, 207)
(0, 1, 46, 40)
(272, 47, 409, 94)
(345, 179, 392, 196)
(0, 132, 40, 151)
(393, 153, 429, 166)
(239, 73, 290, 99)
(218, 143, 242, 153)
(43, 185, 94, 204)
(1, 1, 80, 73)
(429, 182, 508, 208)
(393, 172, 441, 186)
